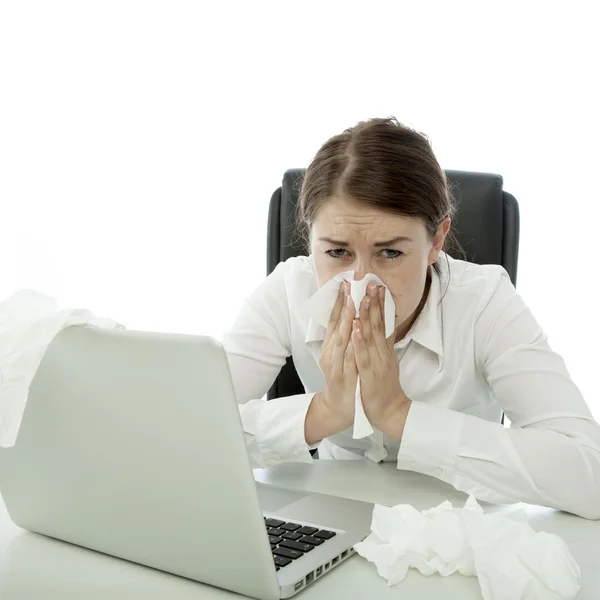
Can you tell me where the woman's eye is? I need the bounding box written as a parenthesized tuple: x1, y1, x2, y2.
(326, 249, 403, 260)
(326, 249, 349, 260)
(382, 249, 403, 260)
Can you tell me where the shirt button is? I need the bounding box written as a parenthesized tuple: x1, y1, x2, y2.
(433, 467, 442, 476)
(293, 449, 301, 457)
(273, 454, 281, 461)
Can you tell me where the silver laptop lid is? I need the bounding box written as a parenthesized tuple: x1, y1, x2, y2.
(0, 326, 280, 600)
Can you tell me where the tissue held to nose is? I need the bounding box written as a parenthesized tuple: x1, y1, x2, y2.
(348, 276, 394, 327)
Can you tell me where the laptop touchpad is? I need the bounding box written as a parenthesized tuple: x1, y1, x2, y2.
(255, 483, 309, 512)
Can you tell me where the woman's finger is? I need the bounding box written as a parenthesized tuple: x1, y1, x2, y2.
(343, 329, 357, 377)
(351, 319, 371, 372)
(358, 291, 371, 342)
(381, 287, 396, 351)
(330, 292, 356, 376)
(369, 285, 388, 358)
(324, 282, 346, 344)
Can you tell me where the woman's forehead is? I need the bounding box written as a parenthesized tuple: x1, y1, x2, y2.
(312, 197, 423, 239)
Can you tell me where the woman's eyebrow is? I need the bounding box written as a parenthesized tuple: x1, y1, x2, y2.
(318, 236, 412, 247)
(373, 236, 413, 247)
(318, 237, 349, 246)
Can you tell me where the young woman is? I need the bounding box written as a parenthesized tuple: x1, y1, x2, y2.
(223, 117, 600, 519)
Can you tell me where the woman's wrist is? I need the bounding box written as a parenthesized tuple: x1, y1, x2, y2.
(304, 391, 351, 446)
(377, 394, 412, 441)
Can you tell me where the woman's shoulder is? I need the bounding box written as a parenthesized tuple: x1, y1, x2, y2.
(270, 255, 318, 303)
(442, 252, 510, 285)
(271, 254, 316, 278)
(437, 252, 515, 316)
(262, 255, 318, 307)
(233, 256, 316, 334)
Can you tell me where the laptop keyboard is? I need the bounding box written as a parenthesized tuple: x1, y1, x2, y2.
(264, 518, 336, 570)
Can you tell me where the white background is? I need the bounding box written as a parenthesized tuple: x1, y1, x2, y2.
(1, 1, 598, 415)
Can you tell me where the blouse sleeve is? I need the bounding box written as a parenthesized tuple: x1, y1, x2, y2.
(222, 262, 316, 469)
(397, 270, 600, 519)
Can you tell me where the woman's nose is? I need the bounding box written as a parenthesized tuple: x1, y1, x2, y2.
(353, 260, 372, 281)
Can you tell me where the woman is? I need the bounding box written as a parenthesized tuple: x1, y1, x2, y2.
(223, 117, 600, 519)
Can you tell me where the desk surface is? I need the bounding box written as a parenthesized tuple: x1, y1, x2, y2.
(1, 461, 599, 599)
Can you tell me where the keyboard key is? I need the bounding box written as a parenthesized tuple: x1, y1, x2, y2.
(267, 528, 285, 537)
(274, 555, 292, 568)
(297, 526, 318, 536)
(269, 536, 283, 545)
(282, 532, 302, 541)
(265, 518, 285, 528)
(280, 522, 302, 531)
(273, 547, 303, 560)
(315, 530, 336, 540)
(299, 535, 324, 546)
(280, 540, 314, 553)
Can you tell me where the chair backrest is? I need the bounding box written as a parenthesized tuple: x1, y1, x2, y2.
(267, 168, 520, 401)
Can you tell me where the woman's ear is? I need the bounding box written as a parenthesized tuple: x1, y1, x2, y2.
(428, 218, 451, 265)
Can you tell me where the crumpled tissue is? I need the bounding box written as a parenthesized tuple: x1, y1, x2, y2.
(354, 496, 581, 600)
(0, 289, 123, 448)
(303, 271, 395, 439)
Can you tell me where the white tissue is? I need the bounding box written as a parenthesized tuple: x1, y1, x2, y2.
(303, 271, 395, 439)
(354, 496, 581, 600)
(0, 289, 123, 448)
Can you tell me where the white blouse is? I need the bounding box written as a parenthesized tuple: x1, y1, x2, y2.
(222, 253, 600, 519)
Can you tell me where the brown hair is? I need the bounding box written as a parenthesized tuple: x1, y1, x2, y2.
(297, 116, 464, 279)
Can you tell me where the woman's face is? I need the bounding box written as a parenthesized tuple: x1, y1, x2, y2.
(310, 196, 450, 334)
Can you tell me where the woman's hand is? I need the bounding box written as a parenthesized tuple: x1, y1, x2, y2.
(351, 282, 412, 439)
(319, 281, 359, 427)
(305, 281, 358, 444)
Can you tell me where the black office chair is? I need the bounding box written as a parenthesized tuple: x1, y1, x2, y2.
(267, 168, 520, 407)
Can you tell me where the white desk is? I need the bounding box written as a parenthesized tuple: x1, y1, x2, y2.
(1, 461, 599, 599)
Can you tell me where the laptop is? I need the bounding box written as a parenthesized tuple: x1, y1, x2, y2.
(0, 326, 374, 599)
